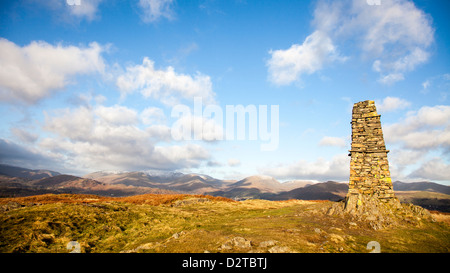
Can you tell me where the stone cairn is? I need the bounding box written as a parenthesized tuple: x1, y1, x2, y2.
(344, 100, 400, 212)
(326, 100, 432, 229)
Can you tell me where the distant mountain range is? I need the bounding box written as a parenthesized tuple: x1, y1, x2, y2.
(84, 170, 232, 194)
(0, 164, 61, 180)
(1, 163, 449, 211)
(0, 164, 176, 197)
(392, 181, 450, 195)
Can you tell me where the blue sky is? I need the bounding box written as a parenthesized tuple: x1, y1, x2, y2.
(0, 0, 449, 185)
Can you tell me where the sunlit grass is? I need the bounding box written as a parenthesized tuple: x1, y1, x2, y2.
(0, 194, 449, 253)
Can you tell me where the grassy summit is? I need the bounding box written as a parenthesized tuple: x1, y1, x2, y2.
(0, 193, 449, 253)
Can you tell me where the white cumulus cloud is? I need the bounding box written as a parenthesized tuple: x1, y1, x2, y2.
(116, 57, 215, 105)
(171, 115, 224, 142)
(409, 158, 450, 181)
(141, 107, 167, 125)
(40, 104, 211, 172)
(261, 154, 349, 181)
(138, 0, 175, 23)
(268, 0, 434, 86)
(95, 105, 139, 126)
(67, 0, 104, 21)
(319, 136, 347, 148)
(228, 158, 241, 167)
(267, 30, 346, 85)
(376, 97, 411, 113)
(384, 105, 450, 147)
(0, 38, 105, 104)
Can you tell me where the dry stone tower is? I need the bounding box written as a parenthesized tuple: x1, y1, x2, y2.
(344, 100, 401, 213)
(325, 100, 432, 229)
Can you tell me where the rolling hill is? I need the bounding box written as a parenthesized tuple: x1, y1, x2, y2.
(393, 181, 450, 195)
(0, 173, 177, 197)
(205, 175, 317, 200)
(84, 171, 233, 194)
(268, 181, 349, 201)
(227, 175, 312, 193)
(0, 164, 60, 180)
(1, 164, 449, 211)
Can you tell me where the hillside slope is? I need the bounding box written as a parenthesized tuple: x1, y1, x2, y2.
(0, 193, 448, 253)
(0, 164, 60, 180)
(269, 181, 348, 201)
(394, 181, 450, 195)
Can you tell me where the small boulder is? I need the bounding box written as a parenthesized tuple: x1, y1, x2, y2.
(268, 246, 292, 253)
(231, 237, 252, 248)
(172, 231, 186, 239)
(259, 240, 277, 248)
